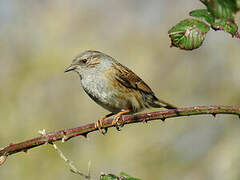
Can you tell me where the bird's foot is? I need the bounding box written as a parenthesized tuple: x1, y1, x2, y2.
(112, 109, 131, 131)
(95, 118, 104, 134)
(112, 114, 123, 131)
(95, 118, 109, 135)
(95, 113, 114, 135)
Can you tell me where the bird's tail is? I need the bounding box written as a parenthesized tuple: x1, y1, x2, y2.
(151, 97, 177, 109)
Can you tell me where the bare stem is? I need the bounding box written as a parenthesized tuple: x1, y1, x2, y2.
(0, 105, 239, 166)
(51, 143, 91, 179)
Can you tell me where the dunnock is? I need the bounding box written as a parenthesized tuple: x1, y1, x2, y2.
(65, 50, 177, 133)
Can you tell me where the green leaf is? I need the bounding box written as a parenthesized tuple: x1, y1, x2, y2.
(119, 172, 141, 180)
(237, 0, 240, 9)
(212, 19, 238, 37)
(189, 9, 215, 24)
(100, 172, 141, 180)
(119, 172, 132, 178)
(200, 0, 238, 20)
(168, 19, 210, 50)
(100, 174, 118, 180)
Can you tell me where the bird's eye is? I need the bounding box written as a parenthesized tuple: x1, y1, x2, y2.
(82, 59, 88, 64)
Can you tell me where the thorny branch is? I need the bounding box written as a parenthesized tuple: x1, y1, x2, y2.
(0, 105, 240, 166)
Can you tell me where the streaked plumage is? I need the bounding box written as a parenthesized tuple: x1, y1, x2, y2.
(65, 50, 176, 133)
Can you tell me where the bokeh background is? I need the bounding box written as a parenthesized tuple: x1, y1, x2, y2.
(0, 1, 240, 180)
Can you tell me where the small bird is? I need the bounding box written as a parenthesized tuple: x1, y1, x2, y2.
(65, 50, 177, 133)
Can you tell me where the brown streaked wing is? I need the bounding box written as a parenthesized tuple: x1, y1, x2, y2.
(113, 62, 154, 95)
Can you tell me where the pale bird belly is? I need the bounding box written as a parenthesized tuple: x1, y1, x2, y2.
(83, 84, 145, 113)
(102, 91, 145, 113)
(103, 94, 145, 113)
(81, 76, 146, 113)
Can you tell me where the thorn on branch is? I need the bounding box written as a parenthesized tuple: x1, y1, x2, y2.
(212, 113, 216, 118)
(142, 117, 149, 123)
(143, 119, 148, 123)
(63, 130, 67, 135)
(82, 133, 88, 138)
(60, 130, 68, 143)
(161, 118, 166, 122)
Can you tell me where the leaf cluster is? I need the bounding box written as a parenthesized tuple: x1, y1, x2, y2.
(168, 0, 240, 50)
(100, 172, 141, 180)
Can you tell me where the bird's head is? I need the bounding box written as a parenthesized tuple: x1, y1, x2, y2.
(65, 50, 114, 76)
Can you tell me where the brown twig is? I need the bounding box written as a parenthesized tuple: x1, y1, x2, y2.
(0, 105, 239, 166)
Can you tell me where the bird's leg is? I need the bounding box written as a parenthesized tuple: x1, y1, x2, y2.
(95, 112, 114, 134)
(112, 109, 131, 129)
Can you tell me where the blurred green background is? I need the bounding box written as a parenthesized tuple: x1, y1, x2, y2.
(0, 1, 240, 180)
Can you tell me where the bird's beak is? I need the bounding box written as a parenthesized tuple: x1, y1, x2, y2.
(64, 65, 78, 73)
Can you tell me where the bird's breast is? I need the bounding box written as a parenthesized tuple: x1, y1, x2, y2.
(80, 73, 146, 113)
(81, 74, 110, 101)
